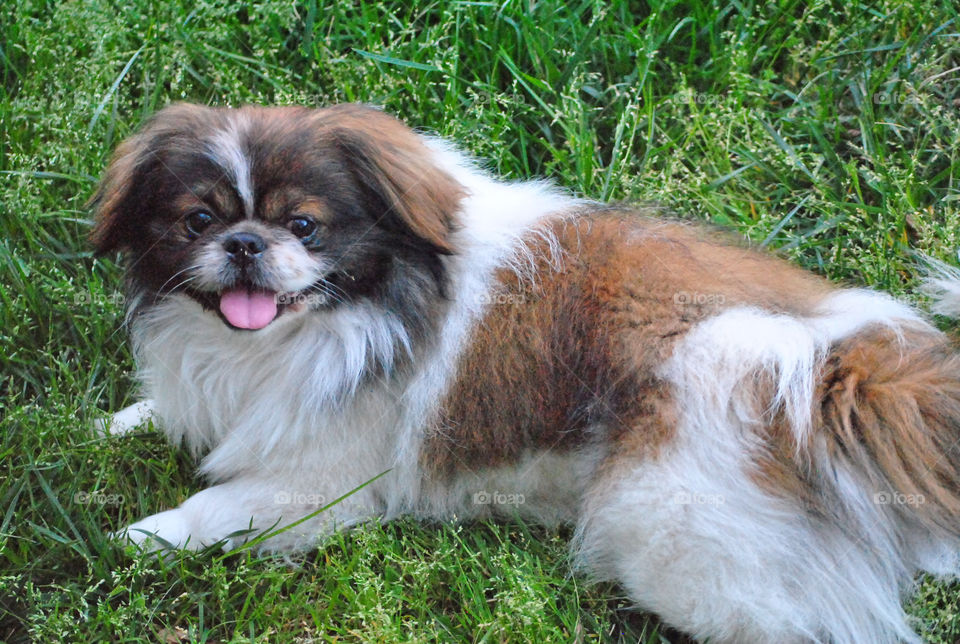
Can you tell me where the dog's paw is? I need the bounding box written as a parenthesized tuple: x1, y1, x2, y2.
(95, 400, 156, 437)
(115, 509, 196, 552)
(114, 507, 252, 553)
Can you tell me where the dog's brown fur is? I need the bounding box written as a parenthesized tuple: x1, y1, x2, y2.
(819, 327, 960, 529)
(425, 211, 833, 476)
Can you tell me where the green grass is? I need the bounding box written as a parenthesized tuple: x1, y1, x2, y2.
(3, 0, 960, 641)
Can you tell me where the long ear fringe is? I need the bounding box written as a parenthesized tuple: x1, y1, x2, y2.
(318, 106, 464, 255)
(88, 134, 146, 255)
(88, 103, 212, 255)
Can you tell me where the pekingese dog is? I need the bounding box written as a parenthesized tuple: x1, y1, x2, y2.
(93, 103, 960, 643)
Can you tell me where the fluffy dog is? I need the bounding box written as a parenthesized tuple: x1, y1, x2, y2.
(93, 103, 960, 643)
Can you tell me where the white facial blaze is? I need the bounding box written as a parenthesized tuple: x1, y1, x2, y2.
(206, 114, 255, 218)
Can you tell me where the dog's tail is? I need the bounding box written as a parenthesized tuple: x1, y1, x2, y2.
(810, 256, 960, 555)
(759, 277, 960, 641)
(574, 268, 960, 643)
(817, 320, 960, 542)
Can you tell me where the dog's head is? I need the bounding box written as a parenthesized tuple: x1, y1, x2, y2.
(91, 103, 464, 330)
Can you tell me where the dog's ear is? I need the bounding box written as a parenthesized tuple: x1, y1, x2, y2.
(88, 132, 150, 255)
(88, 103, 209, 255)
(319, 105, 464, 254)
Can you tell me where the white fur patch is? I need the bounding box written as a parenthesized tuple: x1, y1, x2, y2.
(206, 114, 255, 217)
(918, 253, 960, 318)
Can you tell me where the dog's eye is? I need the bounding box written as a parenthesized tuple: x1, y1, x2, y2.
(184, 211, 214, 239)
(287, 216, 318, 241)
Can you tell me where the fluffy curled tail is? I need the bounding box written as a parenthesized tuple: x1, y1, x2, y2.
(819, 323, 960, 540)
(813, 255, 960, 544)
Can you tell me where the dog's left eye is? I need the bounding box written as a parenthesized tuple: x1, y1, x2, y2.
(184, 211, 214, 239)
(287, 216, 318, 241)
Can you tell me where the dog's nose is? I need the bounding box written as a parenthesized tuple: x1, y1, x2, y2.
(223, 232, 267, 263)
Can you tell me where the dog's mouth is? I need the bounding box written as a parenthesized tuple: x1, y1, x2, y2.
(183, 281, 326, 331)
(218, 287, 280, 330)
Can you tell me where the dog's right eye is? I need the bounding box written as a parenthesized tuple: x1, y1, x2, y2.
(184, 211, 214, 239)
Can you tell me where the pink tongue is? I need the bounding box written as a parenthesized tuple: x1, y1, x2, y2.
(219, 289, 278, 330)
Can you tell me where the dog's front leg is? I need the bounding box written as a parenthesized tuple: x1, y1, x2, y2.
(117, 478, 378, 552)
(95, 399, 156, 436)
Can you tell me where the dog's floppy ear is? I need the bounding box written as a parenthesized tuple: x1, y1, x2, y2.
(88, 131, 150, 255)
(88, 103, 209, 255)
(319, 105, 464, 254)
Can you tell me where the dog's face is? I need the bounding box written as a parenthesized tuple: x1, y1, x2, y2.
(91, 104, 463, 329)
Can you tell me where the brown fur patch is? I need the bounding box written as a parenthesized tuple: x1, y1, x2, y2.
(746, 324, 960, 531)
(310, 104, 464, 253)
(171, 185, 241, 225)
(423, 208, 833, 478)
(818, 327, 960, 529)
(257, 188, 333, 225)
